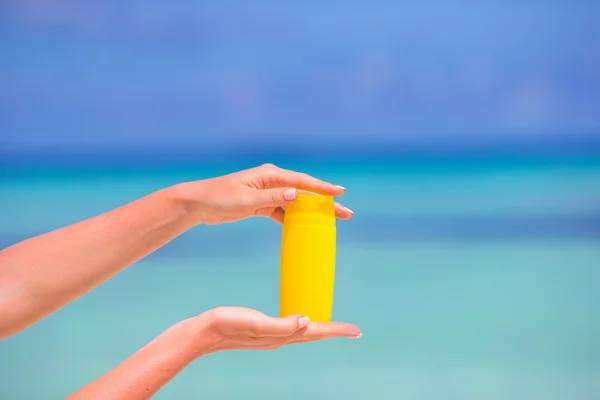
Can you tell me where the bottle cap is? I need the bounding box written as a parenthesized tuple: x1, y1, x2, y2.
(284, 193, 335, 226)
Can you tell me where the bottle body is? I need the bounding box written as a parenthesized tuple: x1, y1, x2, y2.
(280, 194, 336, 322)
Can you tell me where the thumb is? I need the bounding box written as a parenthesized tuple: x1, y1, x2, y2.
(253, 314, 310, 337)
(252, 187, 297, 208)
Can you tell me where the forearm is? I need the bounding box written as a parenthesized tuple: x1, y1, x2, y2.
(0, 184, 198, 339)
(66, 317, 216, 400)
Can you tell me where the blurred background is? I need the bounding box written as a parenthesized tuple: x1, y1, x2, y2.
(1, 1, 599, 399)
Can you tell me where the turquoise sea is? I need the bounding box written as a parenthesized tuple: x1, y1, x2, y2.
(1, 158, 599, 399)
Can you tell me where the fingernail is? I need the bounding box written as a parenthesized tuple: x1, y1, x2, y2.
(297, 316, 310, 329)
(344, 206, 354, 215)
(354, 333, 362, 339)
(335, 185, 347, 192)
(283, 188, 297, 201)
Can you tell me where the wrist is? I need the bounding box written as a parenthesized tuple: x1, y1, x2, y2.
(175, 311, 223, 359)
(166, 182, 208, 226)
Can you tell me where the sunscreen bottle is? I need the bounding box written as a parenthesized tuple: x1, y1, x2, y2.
(280, 193, 336, 322)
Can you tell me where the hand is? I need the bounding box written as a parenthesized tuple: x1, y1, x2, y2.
(65, 308, 361, 400)
(181, 163, 354, 224)
(193, 307, 362, 353)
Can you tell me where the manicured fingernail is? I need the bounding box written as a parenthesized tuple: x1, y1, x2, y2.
(335, 185, 347, 192)
(283, 188, 297, 201)
(344, 206, 354, 215)
(297, 316, 310, 329)
(354, 333, 362, 339)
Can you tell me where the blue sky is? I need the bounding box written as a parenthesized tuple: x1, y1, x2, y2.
(1, 1, 599, 154)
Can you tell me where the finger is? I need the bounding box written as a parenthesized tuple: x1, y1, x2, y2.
(270, 207, 285, 225)
(266, 202, 352, 225)
(252, 187, 298, 209)
(334, 202, 354, 219)
(268, 202, 352, 224)
(251, 314, 310, 337)
(289, 322, 361, 342)
(289, 334, 361, 345)
(248, 325, 360, 348)
(260, 164, 346, 196)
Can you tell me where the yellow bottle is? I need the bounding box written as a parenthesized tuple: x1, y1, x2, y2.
(280, 193, 336, 322)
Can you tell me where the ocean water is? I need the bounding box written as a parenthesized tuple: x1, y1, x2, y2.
(1, 159, 599, 399)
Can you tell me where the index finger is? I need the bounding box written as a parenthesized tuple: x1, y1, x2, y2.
(290, 321, 361, 342)
(262, 165, 346, 196)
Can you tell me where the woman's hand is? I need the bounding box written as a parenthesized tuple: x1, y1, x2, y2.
(195, 306, 362, 353)
(0, 164, 353, 340)
(180, 163, 354, 225)
(67, 307, 361, 400)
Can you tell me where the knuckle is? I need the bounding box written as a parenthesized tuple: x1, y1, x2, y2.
(260, 163, 278, 171)
(248, 314, 263, 336)
(208, 307, 226, 321)
(298, 172, 317, 186)
(257, 164, 278, 187)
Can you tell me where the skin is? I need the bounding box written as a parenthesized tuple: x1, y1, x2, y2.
(0, 163, 360, 399)
(66, 308, 361, 400)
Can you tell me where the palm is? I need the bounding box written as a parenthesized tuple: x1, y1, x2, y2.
(203, 307, 360, 352)
(210, 307, 269, 336)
